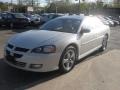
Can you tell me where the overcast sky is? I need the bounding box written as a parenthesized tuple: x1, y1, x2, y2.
(0, 0, 113, 4)
(0, 0, 17, 3)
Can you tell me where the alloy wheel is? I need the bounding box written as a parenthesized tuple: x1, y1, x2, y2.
(62, 48, 76, 71)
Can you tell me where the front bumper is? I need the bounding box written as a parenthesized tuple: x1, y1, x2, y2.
(4, 49, 61, 72)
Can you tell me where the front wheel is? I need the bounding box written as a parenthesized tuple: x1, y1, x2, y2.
(59, 46, 77, 73)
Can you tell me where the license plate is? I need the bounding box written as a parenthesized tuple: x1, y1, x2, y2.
(6, 55, 16, 62)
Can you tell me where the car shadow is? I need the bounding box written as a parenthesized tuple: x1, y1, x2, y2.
(0, 50, 109, 90)
(0, 58, 63, 90)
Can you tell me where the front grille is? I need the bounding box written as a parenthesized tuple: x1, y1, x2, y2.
(15, 47, 29, 52)
(7, 44, 14, 49)
(6, 55, 26, 67)
(14, 53, 23, 58)
(7, 43, 29, 53)
(6, 44, 29, 59)
(6, 50, 23, 58)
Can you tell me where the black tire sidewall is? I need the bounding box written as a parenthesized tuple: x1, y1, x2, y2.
(100, 35, 108, 51)
(10, 23, 14, 28)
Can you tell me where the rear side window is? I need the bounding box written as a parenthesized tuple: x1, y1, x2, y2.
(92, 17, 105, 28)
(81, 18, 94, 30)
(81, 17, 105, 30)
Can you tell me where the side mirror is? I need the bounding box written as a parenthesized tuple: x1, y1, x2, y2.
(81, 28, 90, 33)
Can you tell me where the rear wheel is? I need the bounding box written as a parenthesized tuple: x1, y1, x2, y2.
(100, 35, 108, 51)
(59, 46, 77, 73)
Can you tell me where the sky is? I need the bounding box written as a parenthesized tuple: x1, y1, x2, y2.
(0, 0, 113, 4)
(0, 0, 17, 3)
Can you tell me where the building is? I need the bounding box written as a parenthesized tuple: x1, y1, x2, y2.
(113, 0, 120, 4)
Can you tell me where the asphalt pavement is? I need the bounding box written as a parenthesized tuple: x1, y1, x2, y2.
(0, 26, 119, 90)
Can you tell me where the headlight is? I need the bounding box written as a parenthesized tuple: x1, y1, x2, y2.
(31, 45, 56, 54)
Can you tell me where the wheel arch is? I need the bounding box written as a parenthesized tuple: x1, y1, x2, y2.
(60, 43, 79, 61)
(105, 33, 109, 38)
(58, 43, 79, 73)
(104, 33, 109, 41)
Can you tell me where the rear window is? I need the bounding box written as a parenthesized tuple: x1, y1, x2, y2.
(13, 13, 26, 18)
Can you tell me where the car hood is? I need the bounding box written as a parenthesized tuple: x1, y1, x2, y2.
(8, 30, 75, 49)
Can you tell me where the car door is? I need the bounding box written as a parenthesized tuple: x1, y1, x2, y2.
(1, 13, 8, 25)
(79, 17, 98, 55)
(2, 13, 13, 26)
(0, 13, 2, 25)
(92, 17, 106, 47)
(7, 13, 14, 25)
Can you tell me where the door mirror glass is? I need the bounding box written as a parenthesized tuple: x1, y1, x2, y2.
(81, 27, 90, 33)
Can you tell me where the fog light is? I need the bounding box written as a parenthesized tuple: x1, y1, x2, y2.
(30, 64, 43, 69)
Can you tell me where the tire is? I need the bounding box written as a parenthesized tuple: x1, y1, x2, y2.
(9, 23, 14, 29)
(59, 46, 77, 73)
(100, 35, 108, 51)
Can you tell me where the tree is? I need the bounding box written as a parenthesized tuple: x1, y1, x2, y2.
(17, 0, 39, 6)
(0, 2, 8, 11)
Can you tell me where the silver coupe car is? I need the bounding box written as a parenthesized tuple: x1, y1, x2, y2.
(4, 15, 110, 73)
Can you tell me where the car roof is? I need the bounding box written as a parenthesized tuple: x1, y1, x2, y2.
(57, 15, 85, 20)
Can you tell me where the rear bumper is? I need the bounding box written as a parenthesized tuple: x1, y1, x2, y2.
(14, 22, 29, 27)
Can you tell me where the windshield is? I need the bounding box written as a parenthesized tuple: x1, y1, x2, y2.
(13, 13, 26, 18)
(40, 18, 81, 33)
